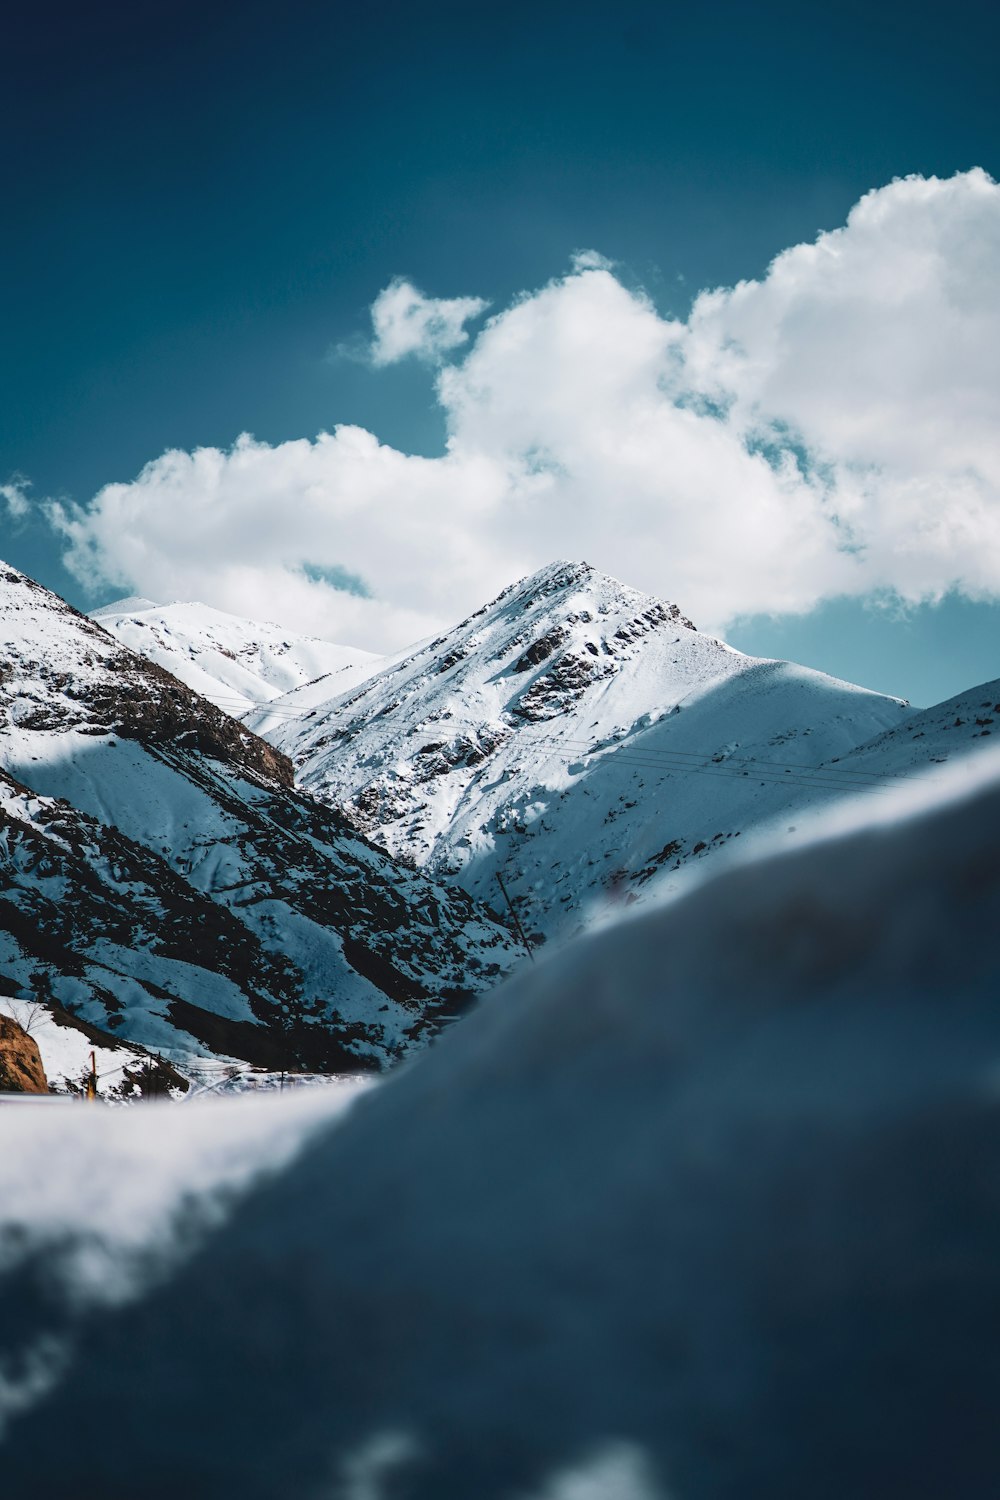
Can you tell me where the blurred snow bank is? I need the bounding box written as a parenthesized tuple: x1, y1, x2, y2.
(0, 1082, 370, 1305)
(2, 757, 1000, 1498)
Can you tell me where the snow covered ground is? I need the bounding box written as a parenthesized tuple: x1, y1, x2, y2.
(100, 563, 998, 961)
(0, 1080, 370, 1299)
(0, 994, 151, 1098)
(2, 750, 997, 1497)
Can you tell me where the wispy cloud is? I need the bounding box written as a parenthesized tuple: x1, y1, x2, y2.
(368, 277, 489, 366)
(2, 479, 32, 521)
(51, 171, 1000, 649)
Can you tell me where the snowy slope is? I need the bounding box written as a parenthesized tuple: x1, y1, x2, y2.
(0, 761, 357, 1080)
(834, 674, 1000, 774)
(92, 596, 381, 715)
(0, 564, 517, 1071)
(255, 561, 913, 942)
(3, 752, 998, 1497)
(0, 763, 263, 1087)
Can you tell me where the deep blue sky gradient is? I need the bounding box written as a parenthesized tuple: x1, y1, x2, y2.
(2, 0, 998, 703)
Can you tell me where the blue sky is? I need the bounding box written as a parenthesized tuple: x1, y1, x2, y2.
(2, 0, 998, 705)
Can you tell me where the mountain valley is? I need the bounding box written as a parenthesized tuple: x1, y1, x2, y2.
(0, 564, 516, 1087)
(3, 556, 995, 1092)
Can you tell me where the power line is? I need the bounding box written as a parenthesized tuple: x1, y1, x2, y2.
(516, 734, 912, 795)
(530, 732, 913, 783)
(200, 693, 921, 790)
(199, 694, 311, 718)
(494, 871, 535, 962)
(514, 743, 896, 798)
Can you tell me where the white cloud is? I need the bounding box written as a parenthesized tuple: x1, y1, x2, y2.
(570, 249, 615, 272)
(368, 277, 489, 366)
(49, 428, 529, 650)
(683, 168, 1000, 604)
(54, 170, 1000, 650)
(2, 480, 31, 521)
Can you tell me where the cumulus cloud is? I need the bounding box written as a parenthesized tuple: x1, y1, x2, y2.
(48, 429, 526, 649)
(683, 168, 1000, 604)
(53, 170, 1000, 649)
(368, 277, 489, 366)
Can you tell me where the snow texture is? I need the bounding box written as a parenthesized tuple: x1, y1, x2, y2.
(1, 751, 998, 1497)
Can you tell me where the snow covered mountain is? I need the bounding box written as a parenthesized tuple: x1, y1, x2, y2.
(0, 564, 517, 1079)
(92, 596, 381, 715)
(4, 751, 998, 1496)
(251, 561, 915, 942)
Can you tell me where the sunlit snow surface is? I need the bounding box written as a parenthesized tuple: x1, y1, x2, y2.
(97, 562, 998, 955)
(2, 751, 998, 1497)
(92, 596, 382, 714)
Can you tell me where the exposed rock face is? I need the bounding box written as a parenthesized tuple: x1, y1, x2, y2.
(0, 1014, 47, 1093)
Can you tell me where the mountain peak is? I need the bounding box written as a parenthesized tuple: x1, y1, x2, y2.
(516, 558, 598, 595)
(91, 595, 161, 617)
(466, 559, 698, 638)
(256, 562, 912, 940)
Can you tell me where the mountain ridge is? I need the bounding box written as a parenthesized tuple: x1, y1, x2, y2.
(243, 559, 915, 939)
(0, 562, 518, 1080)
(91, 595, 381, 715)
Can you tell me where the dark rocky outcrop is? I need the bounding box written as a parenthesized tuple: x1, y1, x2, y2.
(0, 564, 292, 786)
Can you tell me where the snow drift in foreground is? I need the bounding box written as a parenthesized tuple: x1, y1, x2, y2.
(2, 755, 1000, 1498)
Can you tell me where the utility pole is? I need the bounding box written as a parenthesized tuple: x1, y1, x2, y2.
(495, 872, 535, 963)
(148, 1053, 164, 1099)
(85, 1049, 97, 1102)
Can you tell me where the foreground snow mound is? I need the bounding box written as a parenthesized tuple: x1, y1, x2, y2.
(3, 755, 998, 1498)
(0, 1082, 367, 1435)
(257, 560, 912, 941)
